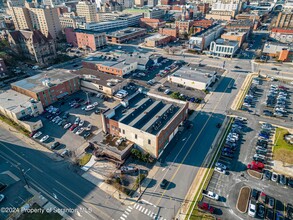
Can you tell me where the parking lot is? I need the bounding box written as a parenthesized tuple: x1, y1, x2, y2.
(32, 91, 119, 157)
(199, 117, 293, 220)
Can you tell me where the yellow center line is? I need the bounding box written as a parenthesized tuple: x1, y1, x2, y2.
(154, 72, 241, 207)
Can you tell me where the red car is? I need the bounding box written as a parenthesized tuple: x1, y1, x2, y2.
(197, 201, 215, 214)
(247, 161, 264, 172)
(69, 124, 78, 131)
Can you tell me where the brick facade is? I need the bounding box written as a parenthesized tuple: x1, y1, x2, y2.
(140, 18, 166, 29)
(159, 27, 179, 41)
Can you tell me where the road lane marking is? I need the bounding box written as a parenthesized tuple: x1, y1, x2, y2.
(154, 73, 241, 208)
(122, 214, 127, 218)
(141, 199, 157, 207)
(0, 141, 44, 173)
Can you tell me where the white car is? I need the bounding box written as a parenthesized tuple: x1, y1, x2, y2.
(93, 102, 98, 106)
(79, 120, 84, 127)
(215, 162, 227, 170)
(33, 131, 42, 138)
(52, 116, 59, 123)
(40, 135, 49, 143)
(85, 105, 95, 111)
(86, 124, 92, 131)
(76, 127, 84, 135)
(64, 123, 72, 129)
(248, 200, 256, 217)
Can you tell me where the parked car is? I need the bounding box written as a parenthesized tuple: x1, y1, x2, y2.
(266, 208, 274, 220)
(287, 204, 293, 220)
(257, 203, 265, 218)
(64, 123, 72, 129)
(79, 120, 84, 127)
(247, 161, 264, 171)
(202, 190, 219, 200)
(60, 149, 69, 157)
(40, 135, 49, 143)
(248, 199, 257, 217)
(264, 170, 272, 180)
(215, 167, 227, 174)
(50, 142, 60, 150)
(197, 201, 215, 214)
(86, 124, 92, 131)
(288, 178, 293, 188)
(279, 175, 287, 185)
(215, 162, 227, 170)
(271, 172, 279, 182)
(76, 127, 85, 135)
(74, 117, 80, 125)
(251, 189, 259, 200)
(33, 131, 42, 139)
(69, 124, 77, 131)
(121, 166, 138, 174)
(83, 132, 92, 139)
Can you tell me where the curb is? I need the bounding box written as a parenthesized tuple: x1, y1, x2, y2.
(247, 170, 263, 180)
(236, 186, 251, 214)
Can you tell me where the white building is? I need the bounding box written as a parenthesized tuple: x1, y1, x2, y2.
(0, 90, 44, 132)
(209, 39, 239, 57)
(168, 64, 218, 90)
(189, 24, 224, 51)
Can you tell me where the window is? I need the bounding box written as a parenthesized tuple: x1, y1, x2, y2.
(148, 139, 151, 145)
(99, 85, 103, 90)
(123, 129, 125, 134)
(135, 134, 137, 139)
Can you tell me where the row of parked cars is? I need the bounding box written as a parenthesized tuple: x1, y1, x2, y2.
(247, 123, 273, 172)
(265, 85, 289, 117)
(242, 84, 258, 109)
(66, 117, 92, 139)
(248, 189, 292, 219)
(263, 170, 293, 187)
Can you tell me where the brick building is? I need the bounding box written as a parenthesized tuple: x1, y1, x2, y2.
(193, 19, 214, 28)
(11, 71, 80, 107)
(7, 30, 57, 65)
(197, 3, 209, 14)
(106, 27, 146, 43)
(221, 31, 247, 46)
(101, 92, 188, 158)
(175, 20, 193, 34)
(140, 18, 166, 29)
(144, 34, 172, 47)
(159, 27, 179, 40)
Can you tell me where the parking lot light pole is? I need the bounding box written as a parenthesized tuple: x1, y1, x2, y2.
(85, 92, 89, 103)
(17, 166, 30, 188)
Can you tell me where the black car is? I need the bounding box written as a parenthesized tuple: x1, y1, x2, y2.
(221, 152, 234, 158)
(160, 179, 169, 189)
(257, 203, 265, 218)
(279, 175, 288, 185)
(235, 66, 241, 69)
(50, 141, 60, 150)
(266, 208, 274, 220)
(288, 178, 293, 188)
(264, 170, 272, 180)
(287, 204, 293, 220)
(251, 189, 260, 200)
(83, 132, 92, 139)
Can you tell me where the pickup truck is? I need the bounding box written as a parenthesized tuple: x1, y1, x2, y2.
(197, 201, 215, 213)
(202, 190, 219, 200)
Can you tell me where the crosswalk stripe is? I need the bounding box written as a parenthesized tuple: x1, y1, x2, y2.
(128, 206, 133, 210)
(122, 214, 127, 218)
(147, 210, 152, 216)
(126, 208, 131, 212)
(141, 207, 145, 212)
(144, 209, 148, 214)
(125, 211, 129, 215)
(138, 206, 142, 211)
(133, 204, 137, 208)
(120, 217, 125, 220)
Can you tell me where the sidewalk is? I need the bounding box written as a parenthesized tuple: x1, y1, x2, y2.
(0, 120, 62, 162)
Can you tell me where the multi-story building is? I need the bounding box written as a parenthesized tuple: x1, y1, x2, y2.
(270, 28, 293, 43)
(175, 20, 193, 34)
(101, 92, 189, 158)
(140, 18, 166, 29)
(275, 12, 293, 29)
(193, 19, 214, 29)
(262, 42, 293, 62)
(77, 19, 128, 31)
(11, 71, 80, 107)
(59, 12, 86, 30)
(76, 30, 107, 51)
(197, 3, 209, 14)
(221, 31, 247, 46)
(123, 8, 165, 19)
(225, 19, 253, 34)
(0, 89, 44, 132)
(76, 1, 97, 23)
(144, 34, 172, 47)
(7, 30, 57, 65)
(0, 58, 7, 78)
(209, 39, 239, 57)
(189, 24, 224, 51)
(8, 2, 62, 39)
(235, 13, 260, 21)
(106, 27, 146, 43)
(159, 27, 179, 40)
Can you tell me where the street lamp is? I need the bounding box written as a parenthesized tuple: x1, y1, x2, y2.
(17, 166, 30, 188)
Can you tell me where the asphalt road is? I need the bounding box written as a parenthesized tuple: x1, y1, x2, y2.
(119, 69, 247, 220)
(0, 127, 125, 220)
